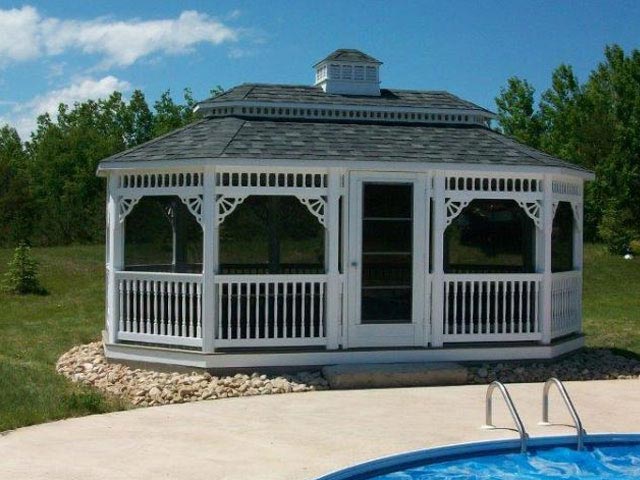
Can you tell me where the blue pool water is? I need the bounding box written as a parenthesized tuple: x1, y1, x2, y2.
(372, 444, 640, 479)
(317, 435, 640, 480)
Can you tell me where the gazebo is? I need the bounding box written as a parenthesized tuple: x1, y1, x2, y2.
(97, 49, 593, 369)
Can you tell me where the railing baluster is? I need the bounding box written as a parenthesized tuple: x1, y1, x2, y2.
(319, 281, 324, 338)
(518, 281, 523, 333)
(244, 282, 250, 340)
(234, 282, 240, 339)
(470, 281, 475, 334)
(153, 281, 158, 334)
(118, 280, 124, 332)
(283, 282, 288, 338)
(510, 280, 515, 334)
(501, 281, 507, 334)
(275, 282, 280, 338)
(160, 281, 166, 335)
(461, 281, 467, 334)
(196, 282, 202, 338)
(444, 281, 450, 335)
(145, 280, 151, 334)
(167, 281, 174, 336)
(292, 282, 298, 337)
(453, 281, 459, 335)
(266, 282, 271, 339)
(301, 281, 306, 338)
(309, 281, 315, 337)
(132, 280, 138, 333)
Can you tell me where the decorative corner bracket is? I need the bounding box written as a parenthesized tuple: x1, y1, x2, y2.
(551, 201, 559, 220)
(445, 198, 470, 226)
(216, 195, 247, 226)
(296, 196, 327, 227)
(181, 195, 203, 226)
(517, 200, 543, 230)
(118, 197, 140, 223)
(572, 202, 583, 231)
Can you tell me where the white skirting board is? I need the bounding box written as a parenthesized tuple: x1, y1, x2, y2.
(102, 331, 584, 370)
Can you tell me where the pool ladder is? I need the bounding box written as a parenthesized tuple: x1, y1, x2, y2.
(539, 377, 587, 451)
(482, 378, 586, 453)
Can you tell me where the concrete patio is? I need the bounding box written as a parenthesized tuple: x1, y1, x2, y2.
(1, 379, 639, 479)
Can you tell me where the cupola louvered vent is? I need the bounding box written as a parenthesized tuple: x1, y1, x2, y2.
(314, 49, 381, 96)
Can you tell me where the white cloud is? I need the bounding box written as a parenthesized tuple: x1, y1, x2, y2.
(0, 6, 41, 62)
(0, 7, 239, 68)
(3, 76, 131, 139)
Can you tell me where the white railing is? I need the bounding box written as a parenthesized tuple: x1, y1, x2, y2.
(115, 271, 203, 347)
(551, 271, 582, 338)
(442, 274, 542, 342)
(214, 274, 328, 347)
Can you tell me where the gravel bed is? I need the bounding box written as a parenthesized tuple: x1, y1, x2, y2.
(57, 342, 640, 408)
(467, 348, 640, 384)
(56, 342, 329, 407)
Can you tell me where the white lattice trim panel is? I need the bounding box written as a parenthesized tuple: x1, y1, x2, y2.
(207, 104, 488, 126)
(216, 169, 328, 190)
(446, 174, 543, 194)
(119, 172, 203, 190)
(552, 179, 582, 196)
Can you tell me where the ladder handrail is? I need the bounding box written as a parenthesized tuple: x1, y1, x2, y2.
(484, 381, 529, 453)
(541, 377, 586, 450)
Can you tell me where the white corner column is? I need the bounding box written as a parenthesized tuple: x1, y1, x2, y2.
(325, 169, 342, 349)
(540, 175, 554, 344)
(573, 193, 584, 334)
(430, 173, 446, 347)
(201, 167, 218, 353)
(106, 175, 123, 344)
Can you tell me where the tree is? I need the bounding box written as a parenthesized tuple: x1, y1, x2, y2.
(495, 77, 543, 148)
(1, 242, 46, 294)
(0, 125, 34, 245)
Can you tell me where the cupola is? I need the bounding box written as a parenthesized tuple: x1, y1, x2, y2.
(314, 49, 382, 96)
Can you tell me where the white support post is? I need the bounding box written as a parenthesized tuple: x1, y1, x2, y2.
(541, 175, 554, 344)
(573, 195, 584, 333)
(325, 169, 341, 349)
(201, 168, 217, 353)
(412, 174, 428, 346)
(107, 175, 123, 344)
(430, 173, 446, 347)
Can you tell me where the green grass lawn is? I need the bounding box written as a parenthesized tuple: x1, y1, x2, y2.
(0, 245, 125, 432)
(0, 242, 638, 432)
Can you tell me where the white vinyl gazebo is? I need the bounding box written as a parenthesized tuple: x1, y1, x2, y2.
(97, 49, 594, 369)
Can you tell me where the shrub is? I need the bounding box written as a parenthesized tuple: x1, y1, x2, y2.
(1, 242, 46, 294)
(630, 239, 640, 256)
(598, 205, 638, 255)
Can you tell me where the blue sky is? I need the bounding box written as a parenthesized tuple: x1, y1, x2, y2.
(0, 0, 639, 138)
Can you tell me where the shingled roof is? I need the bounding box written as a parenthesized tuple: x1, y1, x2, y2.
(98, 116, 590, 174)
(198, 84, 494, 114)
(313, 48, 382, 66)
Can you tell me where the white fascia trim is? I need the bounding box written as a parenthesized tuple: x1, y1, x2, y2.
(196, 99, 496, 120)
(103, 335, 584, 369)
(97, 157, 595, 181)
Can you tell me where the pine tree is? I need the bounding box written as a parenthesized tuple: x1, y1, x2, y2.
(2, 242, 46, 294)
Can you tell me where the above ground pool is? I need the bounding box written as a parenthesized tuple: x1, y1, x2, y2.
(316, 434, 640, 480)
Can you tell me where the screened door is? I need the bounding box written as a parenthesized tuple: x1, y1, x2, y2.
(347, 172, 428, 348)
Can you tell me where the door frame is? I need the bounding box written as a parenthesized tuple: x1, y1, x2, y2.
(344, 171, 430, 349)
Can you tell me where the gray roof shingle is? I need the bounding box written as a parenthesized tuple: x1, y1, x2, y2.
(314, 48, 382, 66)
(99, 116, 590, 174)
(200, 84, 494, 114)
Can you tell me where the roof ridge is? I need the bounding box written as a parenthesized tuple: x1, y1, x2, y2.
(219, 118, 247, 156)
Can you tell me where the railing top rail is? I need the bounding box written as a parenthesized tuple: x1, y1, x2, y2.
(444, 273, 543, 281)
(551, 270, 582, 280)
(115, 270, 203, 281)
(541, 377, 586, 450)
(484, 381, 529, 453)
(214, 273, 330, 283)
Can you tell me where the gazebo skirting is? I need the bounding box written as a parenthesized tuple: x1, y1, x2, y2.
(103, 165, 586, 369)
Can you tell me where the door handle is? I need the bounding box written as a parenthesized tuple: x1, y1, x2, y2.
(351, 261, 358, 268)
